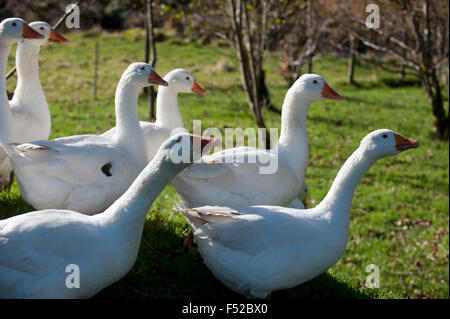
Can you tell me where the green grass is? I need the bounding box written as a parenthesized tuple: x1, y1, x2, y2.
(1, 28, 448, 299)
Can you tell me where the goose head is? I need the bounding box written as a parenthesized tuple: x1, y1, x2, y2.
(291, 74, 342, 102)
(0, 18, 43, 44)
(164, 68, 206, 95)
(122, 62, 168, 88)
(360, 129, 419, 159)
(159, 133, 216, 166)
(26, 21, 69, 46)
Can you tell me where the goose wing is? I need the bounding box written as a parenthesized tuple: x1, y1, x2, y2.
(10, 135, 136, 185)
(0, 210, 103, 294)
(173, 147, 296, 206)
(175, 204, 320, 255)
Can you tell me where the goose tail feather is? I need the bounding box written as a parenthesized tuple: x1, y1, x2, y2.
(0, 139, 29, 160)
(173, 202, 208, 230)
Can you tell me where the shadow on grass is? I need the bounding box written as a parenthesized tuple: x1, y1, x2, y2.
(273, 272, 371, 299)
(95, 214, 372, 299)
(380, 78, 422, 88)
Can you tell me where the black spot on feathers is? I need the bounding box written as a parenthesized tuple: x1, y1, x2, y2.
(101, 162, 113, 177)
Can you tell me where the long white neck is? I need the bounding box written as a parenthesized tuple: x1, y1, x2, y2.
(113, 78, 148, 167)
(276, 89, 310, 178)
(155, 85, 184, 130)
(0, 41, 13, 141)
(317, 147, 376, 228)
(11, 41, 49, 122)
(98, 151, 189, 252)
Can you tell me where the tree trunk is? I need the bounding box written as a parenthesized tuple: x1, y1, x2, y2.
(228, 0, 271, 149)
(306, 0, 313, 74)
(440, 62, 449, 94)
(259, 70, 278, 112)
(145, 0, 157, 121)
(233, 30, 269, 148)
(421, 68, 449, 139)
(347, 34, 357, 84)
(399, 30, 407, 79)
(282, 45, 293, 85)
(399, 62, 405, 79)
(307, 56, 313, 73)
(93, 41, 99, 98)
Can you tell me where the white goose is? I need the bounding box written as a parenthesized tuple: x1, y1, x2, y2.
(0, 63, 168, 215)
(0, 21, 68, 190)
(102, 68, 206, 161)
(175, 129, 419, 298)
(10, 21, 68, 142)
(173, 74, 342, 211)
(0, 18, 44, 188)
(0, 133, 215, 298)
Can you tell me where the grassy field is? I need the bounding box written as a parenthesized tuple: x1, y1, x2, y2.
(1, 28, 448, 299)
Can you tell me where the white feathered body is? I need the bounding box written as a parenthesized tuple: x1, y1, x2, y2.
(173, 145, 305, 209)
(0, 210, 138, 298)
(0, 36, 51, 187)
(178, 205, 347, 298)
(8, 135, 143, 214)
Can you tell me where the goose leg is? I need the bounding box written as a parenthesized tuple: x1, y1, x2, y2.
(183, 231, 196, 251)
(302, 198, 307, 208)
(6, 171, 14, 191)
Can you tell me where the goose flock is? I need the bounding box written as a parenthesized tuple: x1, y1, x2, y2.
(0, 17, 419, 299)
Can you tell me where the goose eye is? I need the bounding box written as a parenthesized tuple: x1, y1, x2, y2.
(141, 66, 145, 70)
(40, 27, 45, 30)
(12, 22, 17, 27)
(186, 76, 190, 81)
(313, 80, 318, 84)
(382, 134, 388, 139)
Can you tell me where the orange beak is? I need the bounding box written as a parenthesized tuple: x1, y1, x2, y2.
(189, 135, 216, 152)
(148, 70, 168, 86)
(22, 23, 44, 39)
(394, 133, 419, 152)
(191, 80, 206, 95)
(321, 83, 343, 100)
(49, 29, 69, 43)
